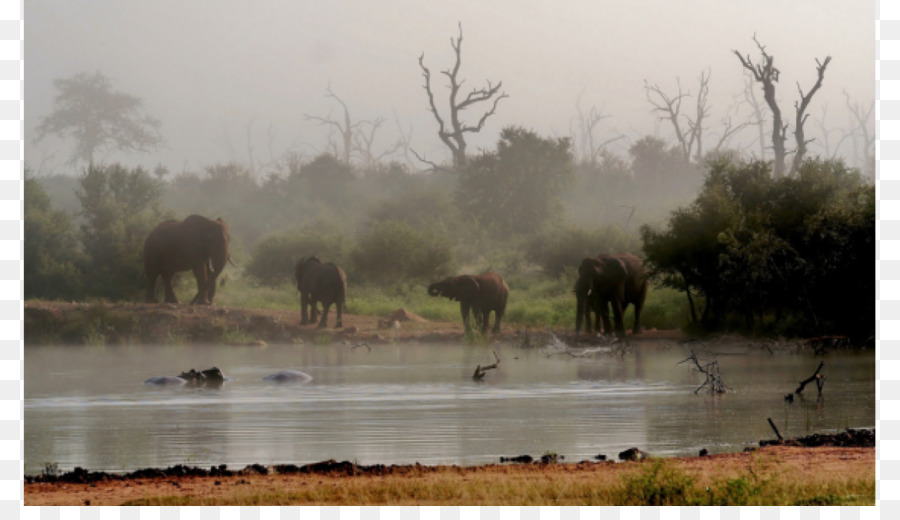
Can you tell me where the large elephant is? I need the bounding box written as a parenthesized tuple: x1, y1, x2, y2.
(295, 256, 347, 328)
(575, 253, 648, 337)
(144, 215, 234, 305)
(428, 271, 509, 334)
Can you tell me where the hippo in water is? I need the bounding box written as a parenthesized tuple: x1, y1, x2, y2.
(144, 367, 227, 388)
(143, 375, 187, 386)
(263, 370, 313, 384)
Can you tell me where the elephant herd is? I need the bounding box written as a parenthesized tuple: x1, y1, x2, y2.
(143, 215, 649, 337)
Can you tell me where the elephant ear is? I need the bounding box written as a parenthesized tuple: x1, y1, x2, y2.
(456, 276, 480, 302)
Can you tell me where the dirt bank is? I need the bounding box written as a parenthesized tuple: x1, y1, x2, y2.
(24, 300, 685, 346)
(24, 444, 874, 506)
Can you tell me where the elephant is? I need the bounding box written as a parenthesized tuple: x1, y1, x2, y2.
(427, 271, 509, 334)
(574, 253, 648, 338)
(295, 256, 347, 328)
(144, 215, 235, 305)
(263, 370, 313, 384)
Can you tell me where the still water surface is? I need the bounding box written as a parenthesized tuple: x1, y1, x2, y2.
(24, 340, 874, 474)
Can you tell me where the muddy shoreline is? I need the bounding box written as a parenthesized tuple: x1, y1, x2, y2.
(24, 300, 688, 346)
(26, 428, 874, 483)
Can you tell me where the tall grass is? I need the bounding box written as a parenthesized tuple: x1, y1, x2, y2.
(204, 272, 690, 331)
(120, 455, 874, 506)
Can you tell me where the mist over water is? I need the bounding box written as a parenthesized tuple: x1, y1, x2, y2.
(25, 341, 874, 474)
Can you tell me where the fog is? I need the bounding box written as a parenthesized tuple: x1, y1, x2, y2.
(26, 0, 874, 173)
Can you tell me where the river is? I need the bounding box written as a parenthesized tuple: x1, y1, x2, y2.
(24, 339, 874, 475)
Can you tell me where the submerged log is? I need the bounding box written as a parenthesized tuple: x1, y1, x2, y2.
(473, 351, 500, 380)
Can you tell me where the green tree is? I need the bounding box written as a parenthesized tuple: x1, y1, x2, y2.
(36, 71, 163, 165)
(77, 163, 166, 300)
(642, 157, 873, 339)
(456, 126, 573, 236)
(24, 176, 83, 299)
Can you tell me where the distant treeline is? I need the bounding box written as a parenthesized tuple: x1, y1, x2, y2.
(25, 127, 874, 340)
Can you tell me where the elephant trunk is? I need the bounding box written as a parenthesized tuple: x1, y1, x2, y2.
(427, 284, 442, 297)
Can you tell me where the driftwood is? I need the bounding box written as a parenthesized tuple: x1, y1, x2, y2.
(679, 350, 731, 394)
(767, 417, 784, 442)
(473, 351, 500, 380)
(794, 361, 826, 396)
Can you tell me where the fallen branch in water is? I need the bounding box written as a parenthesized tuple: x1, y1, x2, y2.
(473, 351, 500, 380)
(767, 417, 784, 442)
(794, 361, 826, 396)
(679, 350, 731, 394)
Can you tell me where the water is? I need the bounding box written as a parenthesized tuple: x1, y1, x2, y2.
(24, 340, 874, 475)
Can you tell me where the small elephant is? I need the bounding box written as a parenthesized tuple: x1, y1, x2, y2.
(295, 256, 347, 328)
(575, 253, 648, 337)
(428, 272, 509, 334)
(144, 215, 236, 305)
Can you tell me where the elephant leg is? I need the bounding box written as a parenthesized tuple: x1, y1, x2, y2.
(308, 300, 319, 324)
(190, 265, 210, 305)
(632, 304, 643, 334)
(300, 293, 310, 325)
(597, 300, 612, 336)
(460, 302, 471, 332)
(492, 309, 503, 334)
(480, 309, 490, 335)
(335, 302, 343, 328)
(611, 300, 626, 338)
(318, 302, 331, 328)
(161, 272, 179, 304)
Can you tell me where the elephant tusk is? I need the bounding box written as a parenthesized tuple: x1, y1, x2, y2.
(227, 256, 238, 268)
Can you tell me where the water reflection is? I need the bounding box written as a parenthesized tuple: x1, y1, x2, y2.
(24, 341, 874, 474)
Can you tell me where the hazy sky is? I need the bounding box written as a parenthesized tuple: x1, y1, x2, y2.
(25, 0, 875, 174)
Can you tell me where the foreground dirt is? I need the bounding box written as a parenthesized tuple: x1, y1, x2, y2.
(24, 445, 874, 506)
(23, 300, 685, 346)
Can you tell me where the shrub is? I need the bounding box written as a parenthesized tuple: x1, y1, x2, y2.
(351, 220, 455, 287)
(245, 225, 349, 286)
(525, 223, 638, 277)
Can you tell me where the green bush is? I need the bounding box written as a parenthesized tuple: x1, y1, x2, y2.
(244, 225, 349, 286)
(351, 220, 455, 287)
(525, 223, 639, 277)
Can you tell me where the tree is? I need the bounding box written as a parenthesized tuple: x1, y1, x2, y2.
(456, 126, 573, 236)
(642, 157, 873, 339)
(36, 71, 163, 165)
(24, 175, 83, 299)
(417, 23, 508, 169)
(77, 163, 166, 300)
(733, 36, 831, 176)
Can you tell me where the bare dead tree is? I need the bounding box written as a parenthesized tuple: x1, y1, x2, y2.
(741, 72, 768, 160)
(304, 85, 361, 164)
(734, 35, 831, 176)
(353, 117, 404, 169)
(417, 22, 508, 169)
(811, 104, 852, 161)
(734, 36, 788, 176)
(790, 55, 832, 174)
(392, 110, 417, 168)
(844, 91, 875, 175)
(572, 93, 620, 165)
(643, 71, 709, 164)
